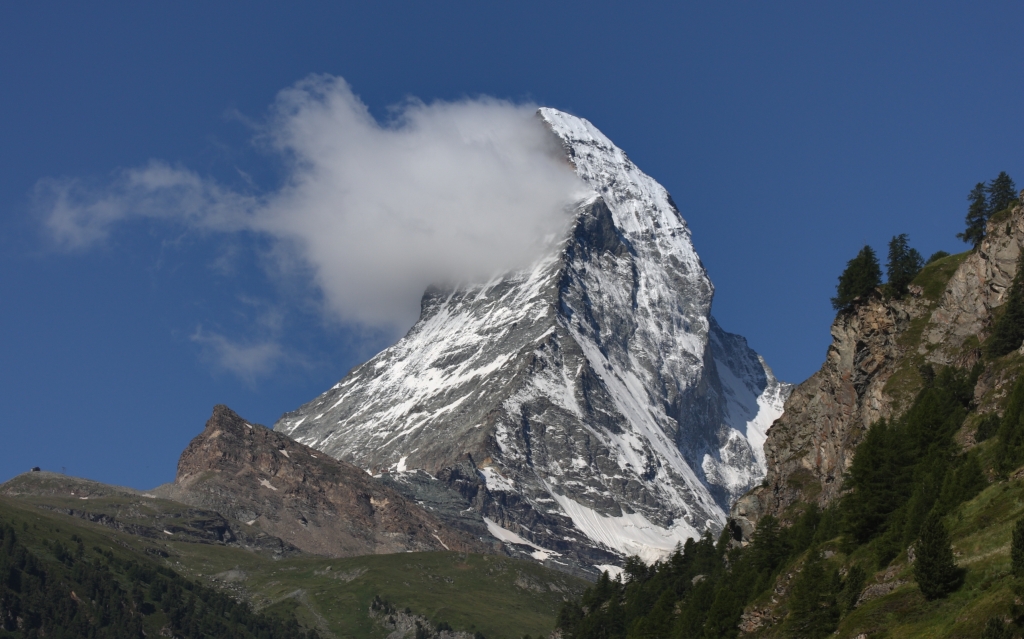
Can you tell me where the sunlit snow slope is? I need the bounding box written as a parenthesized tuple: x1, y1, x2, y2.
(276, 108, 790, 570)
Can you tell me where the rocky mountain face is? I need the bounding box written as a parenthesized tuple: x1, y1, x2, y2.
(156, 405, 492, 558)
(732, 202, 1024, 536)
(275, 108, 789, 569)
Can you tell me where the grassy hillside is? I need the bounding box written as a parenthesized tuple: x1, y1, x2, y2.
(0, 490, 586, 639)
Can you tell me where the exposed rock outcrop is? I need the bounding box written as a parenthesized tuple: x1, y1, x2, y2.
(731, 296, 922, 534)
(156, 405, 493, 558)
(733, 201, 1024, 535)
(925, 206, 1024, 364)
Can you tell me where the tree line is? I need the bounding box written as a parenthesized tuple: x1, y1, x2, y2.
(831, 171, 1019, 313)
(830, 233, 926, 310)
(958, 172, 1019, 248)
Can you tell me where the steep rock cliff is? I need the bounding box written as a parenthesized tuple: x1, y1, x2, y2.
(733, 201, 1024, 535)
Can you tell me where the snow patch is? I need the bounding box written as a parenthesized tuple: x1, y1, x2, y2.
(478, 466, 515, 492)
(484, 517, 560, 559)
(595, 564, 624, 579)
(259, 479, 278, 491)
(431, 534, 450, 550)
(549, 491, 698, 564)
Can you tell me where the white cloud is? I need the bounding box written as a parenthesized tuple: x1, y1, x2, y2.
(39, 75, 588, 330)
(190, 327, 283, 383)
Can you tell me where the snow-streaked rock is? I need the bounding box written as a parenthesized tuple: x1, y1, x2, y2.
(276, 108, 789, 572)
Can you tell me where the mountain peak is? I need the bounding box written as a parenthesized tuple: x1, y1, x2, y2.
(276, 112, 788, 571)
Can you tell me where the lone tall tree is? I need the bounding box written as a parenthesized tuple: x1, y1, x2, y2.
(831, 245, 882, 311)
(913, 511, 963, 600)
(1012, 518, 1024, 579)
(988, 171, 1018, 215)
(957, 182, 989, 248)
(886, 233, 924, 298)
(784, 549, 841, 639)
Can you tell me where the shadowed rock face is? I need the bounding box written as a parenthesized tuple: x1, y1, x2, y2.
(275, 108, 789, 568)
(159, 405, 494, 558)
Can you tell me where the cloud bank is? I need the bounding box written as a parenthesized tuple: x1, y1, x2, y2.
(40, 75, 587, 329)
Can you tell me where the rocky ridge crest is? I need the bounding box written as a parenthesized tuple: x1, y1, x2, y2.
(157, 405, 492, 558)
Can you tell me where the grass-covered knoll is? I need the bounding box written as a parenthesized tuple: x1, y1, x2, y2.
(912, 250, 970, 302)
(0, 492, 585, 639)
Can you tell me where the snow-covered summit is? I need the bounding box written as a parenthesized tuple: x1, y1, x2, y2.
(275, 108, 790, 572)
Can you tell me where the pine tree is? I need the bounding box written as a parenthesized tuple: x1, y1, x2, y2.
(981, 617, 1013, 639)
(749, 515, 788, 573)
(913, 511, 963, 600)
(986, 252, 1024, 358)
(839, 564, 866, 612)
(842, 419, 906, 544)
(988, 171, 1019, 215)
(958, 182, 989, 248)
(784, 549, 840, 639)
(886, 233, 924, 298)
(1012, 518, 1024, 579)
(996, 376, 1024, 475)
(831, 245, 882, 311)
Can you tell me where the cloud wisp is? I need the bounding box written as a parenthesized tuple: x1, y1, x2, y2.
(39, 75, 587, 330)
(190, 326, 284, 385)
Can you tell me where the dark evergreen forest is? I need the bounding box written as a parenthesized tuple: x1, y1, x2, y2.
(0, 519, 319, 639)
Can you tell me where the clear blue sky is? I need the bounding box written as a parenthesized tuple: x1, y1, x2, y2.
(2, 2, 1022, 488)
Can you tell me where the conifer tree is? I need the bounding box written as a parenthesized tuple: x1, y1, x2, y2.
(981, 617, 1013, 639)
(1012, 518, 1024, 579)
(986, 252, 1024, 358)
(996, 376, 1024, 474)
(988, 171, 1019, 215)
(913, 511, 963, 600)
(831, 245, 882, 311)
(886, 233, 924, 298)
(749, 515, 787, 573)
(842, 419, 904, 543)
(958, 182, 990, 248)
(784, 549, 840, 639)
(839, 564, 866, 612)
